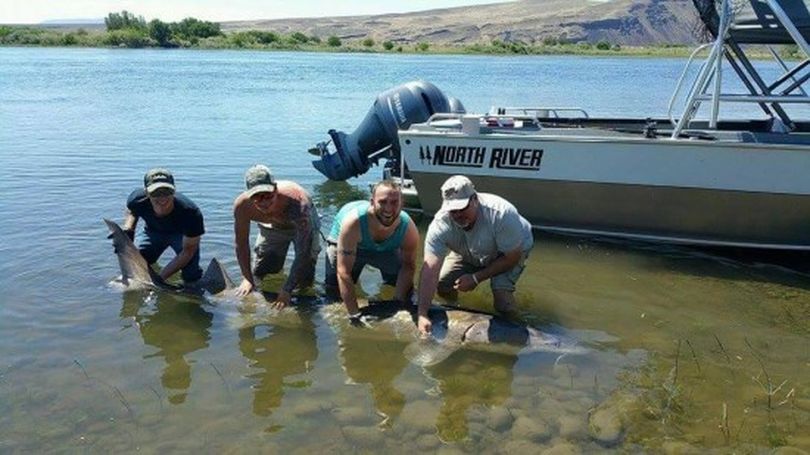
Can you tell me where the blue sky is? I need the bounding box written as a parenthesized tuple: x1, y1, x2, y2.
(1, 0, 514, 24)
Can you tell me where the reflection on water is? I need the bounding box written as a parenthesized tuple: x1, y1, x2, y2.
(339, 335, 408, 425)
(120, 291, 213, 404)
(238, 307, 318, 417)
(426, 351, 516, 442)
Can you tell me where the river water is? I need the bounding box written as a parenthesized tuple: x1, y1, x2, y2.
(0, 47, 808, 452)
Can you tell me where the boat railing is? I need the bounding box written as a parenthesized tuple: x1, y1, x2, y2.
(423, 112, 540, 128)
(489, 106, 590, 119)
(671, 0, 810, 138)
(668, 43, 713, 127)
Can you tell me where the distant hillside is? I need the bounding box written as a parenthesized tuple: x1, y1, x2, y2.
(222, 0, 703, 46)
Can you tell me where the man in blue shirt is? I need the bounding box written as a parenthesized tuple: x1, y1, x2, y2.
(325, 180, 419, 319)
(122, 168, 205, 283)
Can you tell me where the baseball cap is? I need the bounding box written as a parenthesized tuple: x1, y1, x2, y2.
(144, 168, 175, 195)
(440, 175, 476, 211)
(245, 165, 277, 198)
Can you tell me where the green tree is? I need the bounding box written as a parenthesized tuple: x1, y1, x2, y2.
(148, 19, 172, 46)
(596, 40, 611, 50)
(105, 11, 146, 31)
(327, 35, 341, 47)
(362, 37, 374, 47)
(290, 31, 309, 43)
(61, 33, 77, 45)
(309, 35, 321, 44)
(172, 17, 221, 39)
(382, 40, 394, 50)
(417, 42, 429, 52)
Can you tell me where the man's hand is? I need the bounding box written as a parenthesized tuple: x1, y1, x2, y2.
(235, 278, 254, 297)
(417, 314, 432, 336)
(454, 273, 478, 292)
(271, 290, 292, 309)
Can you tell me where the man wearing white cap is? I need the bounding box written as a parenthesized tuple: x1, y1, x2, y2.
(233, 165, 320, 308)
(416, 175, 533, 335)
(122, 168, 205, 283)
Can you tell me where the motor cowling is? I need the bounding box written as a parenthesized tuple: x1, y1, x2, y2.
(311, 80, 464, 181)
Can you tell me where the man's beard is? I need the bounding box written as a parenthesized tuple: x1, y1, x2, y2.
(375, 210, 396, 227)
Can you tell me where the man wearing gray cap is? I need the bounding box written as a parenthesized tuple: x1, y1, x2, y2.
(122, 168, 205, 283)
(233, 165, 320, 308)
(416, 175, 533, 335)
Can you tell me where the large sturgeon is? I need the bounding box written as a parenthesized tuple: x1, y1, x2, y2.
(104, 218, 235, 296)
(349, 300, 587, 366)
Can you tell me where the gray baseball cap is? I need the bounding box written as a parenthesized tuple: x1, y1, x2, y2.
(440, 175, 476, 211)
(245, 165, 277, 197)
(143, 168, 175, 195)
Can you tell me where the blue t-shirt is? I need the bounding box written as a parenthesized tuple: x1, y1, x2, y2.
(127, 189, 205, 237)
(329, 200, 410, 253)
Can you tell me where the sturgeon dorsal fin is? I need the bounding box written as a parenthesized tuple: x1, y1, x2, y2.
(199, 258, 236, 295)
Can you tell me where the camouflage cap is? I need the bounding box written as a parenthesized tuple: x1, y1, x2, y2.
(245, 164, 277, 197)
(440, 175, 476, 211)
(143, 168, 175, 195)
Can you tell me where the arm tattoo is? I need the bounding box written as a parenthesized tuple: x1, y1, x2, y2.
(340, 248, 356, 257)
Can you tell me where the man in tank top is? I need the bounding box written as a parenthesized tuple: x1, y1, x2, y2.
(233, 165, 320, 308)
(325, 180, 419, 321)
(122, 168, 205, 284)
(416, 175, 533, 335)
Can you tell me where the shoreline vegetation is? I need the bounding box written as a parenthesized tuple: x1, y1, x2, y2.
(1, 11, 801, 59)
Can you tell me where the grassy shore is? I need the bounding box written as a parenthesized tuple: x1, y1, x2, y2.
(0, 24, 799, 60)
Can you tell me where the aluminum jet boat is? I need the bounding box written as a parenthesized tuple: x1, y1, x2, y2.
(310, 0, 810, 250)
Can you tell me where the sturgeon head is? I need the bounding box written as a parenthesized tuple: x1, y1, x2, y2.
(405, 306, 586, 367)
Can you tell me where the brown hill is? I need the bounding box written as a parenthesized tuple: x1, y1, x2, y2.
(222, 0, 703, 46)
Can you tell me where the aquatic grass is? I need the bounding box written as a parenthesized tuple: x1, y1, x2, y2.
(73, 358, 136, 421)
(744, 337, 789, 411)
(147, 385, 163, 413)
(684, 339, 702, 376)
(718, 401, 750, 446)
(209, 361, 231, 397)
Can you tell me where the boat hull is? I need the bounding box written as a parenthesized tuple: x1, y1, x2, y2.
(400, 129, 810, 249)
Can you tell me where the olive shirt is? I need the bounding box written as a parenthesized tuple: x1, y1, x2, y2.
(424, 193, 532, 266)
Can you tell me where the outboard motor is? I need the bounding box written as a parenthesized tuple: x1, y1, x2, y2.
(310, 80, 465, 181)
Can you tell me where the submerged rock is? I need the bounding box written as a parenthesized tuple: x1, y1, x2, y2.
(661, 441, 701, 454)
(542, 441, 581, 455)
(415, 434, 441, 451)
(486, 406, 514, 432)
(397, 400, 436, 433)
(501, 438, 546, 452)
(772, 447, 810, 455)
(557, 415, 587, 440)
(342, 425, 383, 448)
(587, 408, 623, 446)
(511, 416, 553, 442)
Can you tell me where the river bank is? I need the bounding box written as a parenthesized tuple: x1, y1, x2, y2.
(0, 24, 714, 58)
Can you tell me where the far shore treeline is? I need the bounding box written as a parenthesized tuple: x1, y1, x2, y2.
(0, 10, 802, 58)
